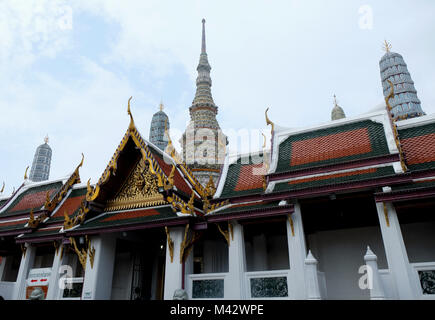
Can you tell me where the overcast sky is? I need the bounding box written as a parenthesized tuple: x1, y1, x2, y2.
(0, 0, 434, 195)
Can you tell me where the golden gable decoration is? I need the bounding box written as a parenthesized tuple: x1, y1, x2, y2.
(104, 159, 166, 212)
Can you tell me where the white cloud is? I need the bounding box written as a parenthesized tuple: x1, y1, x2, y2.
(0, 0, 73, 69)
(1, 0, 435, 195)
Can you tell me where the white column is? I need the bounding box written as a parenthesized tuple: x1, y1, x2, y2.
(376, 201, 418, 299)
(46, 244, 64, 300)
(226, 221, 246, 299)
(81, 234, 116, 300)
(364, 246, 385, 300)
(163, 226, 185, 300)
(13, 243, 36, 300)
(287, 202, 308, 299)
(305, 251, 321, 300)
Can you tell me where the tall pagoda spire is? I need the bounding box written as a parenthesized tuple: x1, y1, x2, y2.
(191, 18, 216, 111)
(29, 136, 52, 182)
(331, 94, 346, 121)
(149, 101, 170, 151)
(181, 19, 227, 187)
(379, 41, 425, 120)
(201, 18, 206, 54)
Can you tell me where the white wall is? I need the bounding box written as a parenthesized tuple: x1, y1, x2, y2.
(307, 225, 387, 300)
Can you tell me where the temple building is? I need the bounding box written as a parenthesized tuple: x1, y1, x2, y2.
(29, 136, 52, 182)
(0, 28, 434, 301)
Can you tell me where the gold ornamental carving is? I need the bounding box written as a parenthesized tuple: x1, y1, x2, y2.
(165, 227, 174, 263)
(216, 222, 233, 246)
(383, 203, 390, 227)
(105, 159, 165, 212)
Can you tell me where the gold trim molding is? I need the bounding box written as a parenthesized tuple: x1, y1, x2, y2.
(165, 227, 174, 263)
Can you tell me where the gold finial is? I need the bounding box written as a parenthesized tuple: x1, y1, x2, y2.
(383, 40, 392, 53)
(24, 166, 29, 180)
(262, 132, 266, 149)
(333, 94, 338, 107)
(159, 100, 164, 112)
(127, 96, 134, 127)
(78, 153, 84, 169)
(265, 107, 275, 134)
(0, 182, 4, 193)
(44, 135, 49, 144)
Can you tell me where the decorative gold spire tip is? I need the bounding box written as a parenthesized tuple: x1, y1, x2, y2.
(127, 96, 134, 126)
(159, 101, 164, 111)
(265, 107, 275, 133)
(78, 153, 84, 169)
(44, 135, 49, 144)
(0, 182, 4, 193)
(383, 40, 392, 53)
(24, 166, 29, 180)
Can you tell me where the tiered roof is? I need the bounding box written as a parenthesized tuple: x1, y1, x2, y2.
(217, 153, 266, 199)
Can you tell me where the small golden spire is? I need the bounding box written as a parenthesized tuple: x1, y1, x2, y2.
(24, 166, 29, 180)
(265, 107, 275, 134)
(262, 132, 267, 149)
(44, 135, 49, 144)
(78, 153, 84, 169)
(159, 100, 164, 112)
(127, 96, 134, 128)
(0, 182, 4, 193)
(383, 40, 392, 53)
(333, 94, 338, 107)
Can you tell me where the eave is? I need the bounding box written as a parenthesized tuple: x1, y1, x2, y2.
(65, 216, 191, 237)
(268, 154, 400, 182)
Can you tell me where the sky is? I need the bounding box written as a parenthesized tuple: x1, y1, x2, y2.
(0, 0, 434, 195)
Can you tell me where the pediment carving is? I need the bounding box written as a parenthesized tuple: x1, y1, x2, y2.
(105, 158, 165, 211)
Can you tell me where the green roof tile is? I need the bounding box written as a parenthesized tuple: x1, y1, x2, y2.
(276, 120, 390, 173)
(273, 166, 396, 193)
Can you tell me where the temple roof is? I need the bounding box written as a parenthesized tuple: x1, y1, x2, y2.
(271, 165, 397, 194)
(66, 205, 184, 235)
(273, 119, 391, 174)
(215, 152, 266, 199)
(397, 115, 435, 171)
(0, 180, 63, 218)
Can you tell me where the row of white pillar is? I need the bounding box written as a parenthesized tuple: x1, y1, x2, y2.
(6, 199, 421, 300)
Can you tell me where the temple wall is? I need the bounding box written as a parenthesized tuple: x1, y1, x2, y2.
(307, 225, 387, 300)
